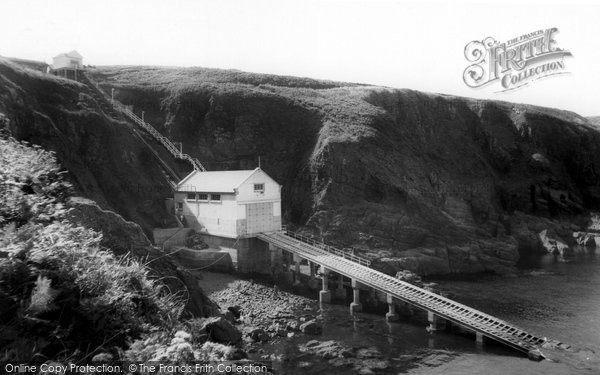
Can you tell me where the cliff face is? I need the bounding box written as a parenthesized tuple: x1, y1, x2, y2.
(3, 59, 599, 276)
(0, 59, 188, 233)
(88, 66, 600, 275)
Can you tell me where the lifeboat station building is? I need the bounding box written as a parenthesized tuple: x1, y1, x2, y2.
(174, 168, 282, 238)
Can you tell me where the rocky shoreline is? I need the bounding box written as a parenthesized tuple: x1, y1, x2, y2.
(205, 278, 401, 374)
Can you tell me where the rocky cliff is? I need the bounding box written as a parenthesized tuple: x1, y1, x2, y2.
(88, 66, 600, 275)
(2, 59, 599, 276)
(0, 58, 191, 233)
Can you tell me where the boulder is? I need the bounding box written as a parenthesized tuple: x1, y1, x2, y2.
(574, 232, 599, 248)
(227, 305, 242, 319)
(395, 270, 424, 287)
(246, 327, 269, 343)
(538, 229, 572, 256)
(286, 321, 300, 332)
(300, 340, 353, 359)
(223, 310, 236, 324)
(356, 347, 383, 359)
(185, 231, 209, 250)
(200, 317, 242, 344)
(300, 319, 322, 335)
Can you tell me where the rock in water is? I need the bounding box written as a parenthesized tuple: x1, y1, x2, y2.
(538, 229, 572, 256)
(300, 319, 323, 335)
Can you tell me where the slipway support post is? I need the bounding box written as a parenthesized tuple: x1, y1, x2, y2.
(350, 279, 362, 313)
(319, 267, 331, 303)
(385, 294, 399, 322)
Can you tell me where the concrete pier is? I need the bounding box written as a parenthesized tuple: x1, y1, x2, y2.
(385, 294, 398, 322)
(427, 311, 446, 332)
(334, 274, 346, 299)
(425, 285, 446, 332)
(293, 254, 301, 284)
(476, 331, 485, 345)
(350, 279, 362, 313)
(319, 267, 331, 303)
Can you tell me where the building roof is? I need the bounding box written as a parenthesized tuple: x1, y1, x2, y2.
(53, 50, 83, 60)
(176, 168, 260, 193)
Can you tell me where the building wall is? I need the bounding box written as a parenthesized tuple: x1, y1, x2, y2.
(237, 169, 282, 235)
(152, 227, 193, 248)
(53, 55, 82, 70)
(175, 192, 239, 238)
(236, 169, 281, 203)
(175, 247, 233, 272)
(175, 169, 282, 237)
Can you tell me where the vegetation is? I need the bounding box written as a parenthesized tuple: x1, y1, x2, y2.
(0, 135, 186, 363)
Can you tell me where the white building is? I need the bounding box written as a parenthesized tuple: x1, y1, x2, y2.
(52, 50, 83, 70)
(174, 168, 282, 238)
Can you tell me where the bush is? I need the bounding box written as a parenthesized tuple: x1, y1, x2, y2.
(0, 137, 185, 363)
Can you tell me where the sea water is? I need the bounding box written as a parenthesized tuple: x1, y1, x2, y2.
(265, 249, 600, 374)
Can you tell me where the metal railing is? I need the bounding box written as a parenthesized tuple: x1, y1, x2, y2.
(279, 227, 371, 267)
(113, 100, 206, 171)
(82, 71, 206, 172)
(258, 230, 552, 355)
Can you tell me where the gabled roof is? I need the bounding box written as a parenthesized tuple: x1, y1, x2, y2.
(176, 168, 262, 193)
(53, 50, 82, 59)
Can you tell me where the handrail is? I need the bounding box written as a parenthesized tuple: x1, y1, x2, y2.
(82, 71, 206, 172)
(280, 228, 371, 267)
(113, 100, 206, 171)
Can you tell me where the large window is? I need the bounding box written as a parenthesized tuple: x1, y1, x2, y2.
(210, 194, 221, 202)
(254, 183, 265, 193)
(198, 193, 208, 201)
(186, 193, 195, 200)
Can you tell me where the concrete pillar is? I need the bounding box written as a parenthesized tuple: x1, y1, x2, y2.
(476, 332, 485, 346)
(280, 250, 294, 284)
(269, 244, 283, 277)
(427, 311, 446, 332)
(425, 285, 446, 332)
(350, 279, 362, 313)
(319, 267, 331, 303)
(307, 261, 319, 289)
(293, 254, 301, 284)
(282, 270, 294, 284)
(334, 274, 346, 299)
(385, 294, 398, 322)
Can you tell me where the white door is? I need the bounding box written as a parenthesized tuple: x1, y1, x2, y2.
(246, 202, 273, 234)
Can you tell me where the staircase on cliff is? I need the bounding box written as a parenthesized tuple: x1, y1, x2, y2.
(78, 71, 206, 177)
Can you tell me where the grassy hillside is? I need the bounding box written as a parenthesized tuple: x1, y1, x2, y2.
(588, 116, 600, 130)
(0, 133, 180, 361)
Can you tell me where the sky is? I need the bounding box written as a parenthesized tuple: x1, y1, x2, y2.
(1, 0, 598, 116)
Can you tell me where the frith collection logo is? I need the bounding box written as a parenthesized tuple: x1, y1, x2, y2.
(463, 27, 572, 92)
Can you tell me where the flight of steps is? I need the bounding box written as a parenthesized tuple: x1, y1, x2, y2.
(77, 73, 120, 119)
(79, 71, 205, 172)
(77, 71, 183, 183)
